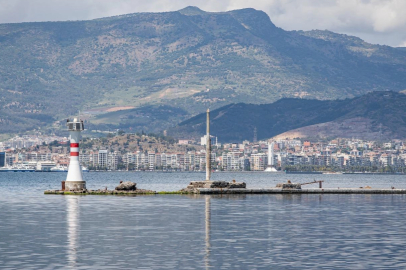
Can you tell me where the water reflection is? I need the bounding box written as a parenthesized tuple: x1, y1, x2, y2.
(1, 185, 406, 269)
(66, 196, 79, 269)
(205, 196, 211, 270)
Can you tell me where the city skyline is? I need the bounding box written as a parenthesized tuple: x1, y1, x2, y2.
(2, 133, 406, 173)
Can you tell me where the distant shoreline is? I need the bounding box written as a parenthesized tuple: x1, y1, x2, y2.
(17, 170, 405, 175)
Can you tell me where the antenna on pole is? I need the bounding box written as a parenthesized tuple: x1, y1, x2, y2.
(379, 123, 383, 142)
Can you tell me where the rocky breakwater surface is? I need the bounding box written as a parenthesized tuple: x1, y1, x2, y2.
(180, 180, 247, 194)
(44, 181, 156, 195)
(275, 180, 302, 190)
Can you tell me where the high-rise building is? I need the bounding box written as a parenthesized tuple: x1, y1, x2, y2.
(0, 152, 5, 167)
(107, 152, 119, 170)
(98, 150, 108, 168)
(250, 153, 267, 171)
(148, 152, 155, 170)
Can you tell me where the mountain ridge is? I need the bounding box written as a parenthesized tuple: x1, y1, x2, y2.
(168, 91, 406, 142)
(0, 7, 405, 134)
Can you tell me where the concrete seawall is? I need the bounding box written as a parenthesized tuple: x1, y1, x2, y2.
(197, 188, 406, 194)
(44, 188, 406, 195)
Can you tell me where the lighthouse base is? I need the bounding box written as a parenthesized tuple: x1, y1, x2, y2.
(65, 181, 86, 191)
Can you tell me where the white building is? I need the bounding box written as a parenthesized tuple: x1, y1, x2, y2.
(201, 135, 218, 146)
(107, 152, 119, 170)
(222, 152, 243, 171)
(148, 152, 156, 170)
(98, 150, 108, 168)
(250, 153, 267, 171)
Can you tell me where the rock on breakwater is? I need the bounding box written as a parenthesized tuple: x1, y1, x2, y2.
(115, 181, 137, 191)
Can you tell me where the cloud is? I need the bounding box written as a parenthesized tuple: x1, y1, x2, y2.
(0, 0, 405, 46)
(398, 41, 406, 47)
(0, 0, 223, 22)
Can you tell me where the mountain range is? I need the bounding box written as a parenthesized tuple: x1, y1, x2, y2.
(169, 91, 406, 142)
(0, 6, 406, 134)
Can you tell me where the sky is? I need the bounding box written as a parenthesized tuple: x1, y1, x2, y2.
(0, 0, 405, 47)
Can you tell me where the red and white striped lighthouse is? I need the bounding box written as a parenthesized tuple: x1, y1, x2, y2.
(65, 118, 86, 191)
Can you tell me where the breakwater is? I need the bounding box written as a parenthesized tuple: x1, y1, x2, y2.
(198, 188, 406, 194)
(44, 187, 406, 195)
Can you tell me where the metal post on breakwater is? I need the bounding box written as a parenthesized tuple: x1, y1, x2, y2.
(206, 109, 211, 181)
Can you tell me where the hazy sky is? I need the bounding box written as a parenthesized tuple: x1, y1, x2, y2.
(1, 0, 405, 47)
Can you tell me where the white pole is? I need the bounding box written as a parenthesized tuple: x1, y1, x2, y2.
(206, 109, 211, 181)
(268, 142, 274, 166)
(265, 141, 278, 171)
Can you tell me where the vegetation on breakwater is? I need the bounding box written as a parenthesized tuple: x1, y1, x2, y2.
(44, 190, 157, 195)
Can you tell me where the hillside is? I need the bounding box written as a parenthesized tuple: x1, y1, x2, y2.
(1, 6, 406, 133)
(86, 105, 189, 133)
(168, 91, 406, 142)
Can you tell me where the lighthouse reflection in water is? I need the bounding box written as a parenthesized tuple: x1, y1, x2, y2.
(66, 196, 79, 268)
(63, 195, 212, 269)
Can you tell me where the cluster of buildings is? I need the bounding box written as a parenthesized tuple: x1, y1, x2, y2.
(216, 139, 406, 172)
(0, 135, 68, 150)
(1, 134, 406, 172)
(0, 135, 68, 170)
(276, 139, 406, 170)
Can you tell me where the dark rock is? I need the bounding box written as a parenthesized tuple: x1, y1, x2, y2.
(210, 181, 229, 188)
(229, 182, 246, 188)
(276, 181, 301, 189)
(115, 181, 137, 191)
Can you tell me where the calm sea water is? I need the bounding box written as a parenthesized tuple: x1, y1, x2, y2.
(1, 172, 406, 269)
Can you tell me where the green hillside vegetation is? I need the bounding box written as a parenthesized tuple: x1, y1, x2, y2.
(169, 91, 406, 142)
(1, 6, 406, 134)
(88, 105, 188, 133)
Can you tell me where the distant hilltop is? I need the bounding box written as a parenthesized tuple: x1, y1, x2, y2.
(1, 7, 406, 134)
(169, 91, 406, 142)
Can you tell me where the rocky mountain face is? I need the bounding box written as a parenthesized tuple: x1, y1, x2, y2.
(169, 91, 406, 142)
(0, 6, 406, 133)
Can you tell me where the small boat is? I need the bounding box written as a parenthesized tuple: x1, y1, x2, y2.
(50, 167, 67, 172)
(82, 166, 89, 172)
(50, 166, 68, 172)
(0, 166, 35, 172)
